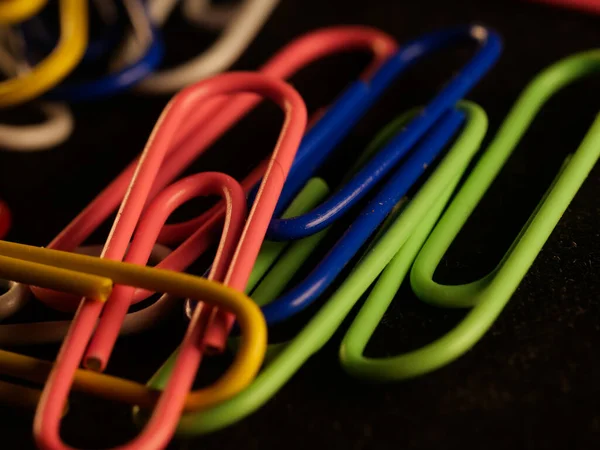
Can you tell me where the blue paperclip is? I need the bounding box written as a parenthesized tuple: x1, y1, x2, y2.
(253, 25, 502, 326)
(255, 25, 501, 241)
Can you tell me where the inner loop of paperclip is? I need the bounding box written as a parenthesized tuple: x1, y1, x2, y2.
(139, 101, 489, 436)
(45, 0, 165, 102)
(264, 25, 502, 242)
(0, 243, 173, 346)
(338, 50, 600, 382)
(0, 0, 88, 108)
(23, 26, 395, 314)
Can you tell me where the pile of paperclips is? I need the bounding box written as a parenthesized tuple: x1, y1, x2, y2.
(0, 1, 598, 449)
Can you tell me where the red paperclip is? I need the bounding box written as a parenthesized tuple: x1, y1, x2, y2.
(528, 0, 600, 14)
(0, 199, 10, 239)
(33, 72, 307, 450)
(26, 26, 397, 315)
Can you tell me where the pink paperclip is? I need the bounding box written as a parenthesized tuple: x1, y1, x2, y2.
(33, 72, 307, 450)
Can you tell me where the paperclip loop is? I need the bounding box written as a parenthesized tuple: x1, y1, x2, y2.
(0, 0, 47, 24)
(340, 49, 600, 381)
(45, 0, 165, 102)
(0, 240, 267, 449)
(118, 0, 280, 94)
(4, 26, 395, 319)
(0, 0, 87, 107)
(139, 100, 489, 435)
(8, 72, 304, 450)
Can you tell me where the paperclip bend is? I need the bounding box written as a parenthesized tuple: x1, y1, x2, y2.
(138, 101, 488, 436)
(0, 0, 87, 108)
(339, 50, 600, 381)
(0, 0, 47, 24)
(19, 26, 395, 315)
(0, 240, 267, 449)
(46, 0, 165, 102)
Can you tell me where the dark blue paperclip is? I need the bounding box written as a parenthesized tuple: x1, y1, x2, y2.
(256, 25, 501, 242)
(254, 25, 502, 325)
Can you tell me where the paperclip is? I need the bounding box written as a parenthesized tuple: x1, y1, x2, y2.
(339, 49, 600, 380)
(118, 0, 280, 94)
(45, 0, 164, 102)
(139, 100, 489, 435)
(0, 244, 174, 345)
(0, 239, 267, 450)
(0, 0, 87, 107)
(0, 0, 47, 24)
(199, 25, 500, 342)
(11, 26, 395, 318)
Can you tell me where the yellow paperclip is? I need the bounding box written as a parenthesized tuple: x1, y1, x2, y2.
(0, 0, 88, 107)
(0, 240, 267, 412)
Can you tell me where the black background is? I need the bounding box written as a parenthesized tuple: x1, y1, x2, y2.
(0, 0, 599, 449)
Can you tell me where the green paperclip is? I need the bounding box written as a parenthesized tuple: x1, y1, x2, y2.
(340, 49, 600, 381)
(135, 99, 488, 435)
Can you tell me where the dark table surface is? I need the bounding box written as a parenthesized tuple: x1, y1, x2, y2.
(0, 0, 599, 449)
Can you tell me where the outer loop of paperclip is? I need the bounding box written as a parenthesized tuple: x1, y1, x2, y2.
(0, 0, 47, 24)
(0, 243, 172, 346)
(46, 0, 165, 102)
(137, 101, 489, 436)
(0, 0, 88, 108)
(27, 26, 395, 312)
(264, 25, 502, 241)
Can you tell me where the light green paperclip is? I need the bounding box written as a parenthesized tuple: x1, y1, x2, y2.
(340, 49, 600, 381)
(134, 99, 488, 435)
